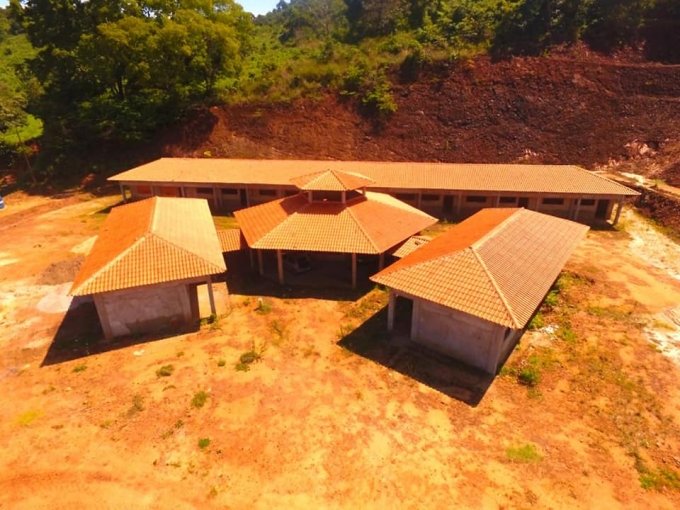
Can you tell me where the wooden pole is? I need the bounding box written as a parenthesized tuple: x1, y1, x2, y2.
(351, 253, 357, 289)
(276, 250, 284, 285)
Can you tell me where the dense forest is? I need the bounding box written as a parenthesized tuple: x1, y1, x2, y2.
(1, 0, 679, 179)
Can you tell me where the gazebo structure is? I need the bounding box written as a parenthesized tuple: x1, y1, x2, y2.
(234, 169, 438, 288)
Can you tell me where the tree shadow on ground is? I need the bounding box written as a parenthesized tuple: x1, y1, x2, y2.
(41, 298, 199, 367)
(338, 309, 495, 406)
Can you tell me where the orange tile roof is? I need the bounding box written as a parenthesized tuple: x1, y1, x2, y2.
(234, 192, 438, 254)
(291, 169, 375, 191)
(70, 197, 226, 296)
(217, 229, 246, 252)
(371, 208, 589, 328)
(392, 235, 432, 258)
(109, 158, 638, 196)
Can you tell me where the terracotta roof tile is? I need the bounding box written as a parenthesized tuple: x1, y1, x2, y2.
(110, 158, 638, 196)
(218, 229, 246, 252)
(291, 169, 375, 191)
(234, 191, 437, 254)
(70, 197, 226, 296)
(371, 208, 589, 328)
(392, 235, 432, 258)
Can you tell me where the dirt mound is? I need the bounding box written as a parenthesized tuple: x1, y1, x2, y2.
(156, 54, 680, 168)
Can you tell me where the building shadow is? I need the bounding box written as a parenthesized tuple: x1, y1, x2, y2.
(224, 251, 374, 301)
(338, 309, 495, 406)
(41, 298, 199, 367)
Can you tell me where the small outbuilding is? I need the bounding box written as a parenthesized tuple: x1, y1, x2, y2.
(70, 197, 226, 339)
(371, 208, 589, 373)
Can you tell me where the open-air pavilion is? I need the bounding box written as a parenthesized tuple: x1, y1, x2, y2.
(234, 169, 438, 288)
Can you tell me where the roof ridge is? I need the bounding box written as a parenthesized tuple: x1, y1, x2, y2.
(70, 236, 147, 295)
(148, 232, 225, 273)
(470, 247, 521, 328)
(470, 209, 521, 250)
(345, 199, 386, 252)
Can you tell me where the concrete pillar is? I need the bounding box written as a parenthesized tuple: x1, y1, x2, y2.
(93, 294, 114, 340)
(387, 291, 395, 331)
(342, 191, 346, 204)
(119, 184, 127, 203)
(249, 248, 255, 270)
(257, 250, 264, 276)
(613, 198, 623, 225)
(378, 252, 385, 270)
(573, 198, 582, 221)
(417, 192, 422, 209)
(410, 300, 419, 340)
(206, 276, 216, 316)
(351, 253, 357, 289)
(456, 192, 463, 218)
(245, 186, 251, 206)
(276, 250, 284, 285)
(495, 194, 501, 207)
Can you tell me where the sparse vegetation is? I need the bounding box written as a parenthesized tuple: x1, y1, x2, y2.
(192, 391, 209, 409)
(639, 466, 680, 491)
(528, 312, 545, 330)
(126, 394, 145, 417)
(16, 410, 42, 426)
(217, 358, 226, 367)
(155, 364, 175, 378)
(506, 444, 542, 463)
(198, 438, 211, 450)
(235, 341, 266, 371)
(255, 298, 273, 315)
(72, 364, 87, 373)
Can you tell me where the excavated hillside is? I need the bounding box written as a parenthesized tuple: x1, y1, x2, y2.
(158, 53, 680, 172)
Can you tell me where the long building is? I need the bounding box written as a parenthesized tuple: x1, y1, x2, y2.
(109, 158, 639, 224)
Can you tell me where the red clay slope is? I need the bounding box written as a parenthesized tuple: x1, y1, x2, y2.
(156, 53, 680, 168)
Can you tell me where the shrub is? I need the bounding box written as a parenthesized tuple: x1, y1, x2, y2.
(518, 365, 540, 387)
(72, 364, 87, 373)
(192, 391, 209, 409)
(255, 298, 272, 314)
(506, 443, 542, 463)
(156, 364, 174, 378)
(198, 437, 211, 450)
(528, 312, 544, 330)
(217, 358, 226, 367)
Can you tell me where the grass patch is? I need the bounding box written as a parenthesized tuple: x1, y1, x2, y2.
(255, 298, 272, 315)
(198, 437, 211, 450)
(639, 466, 680, 491)
(192, 390, 209, 409)
(341, 287, 388, 321)
(555, 321, 577, 344)
(126, 394, 144, 417)
(72, 364, 87, 373)
(528, 312, 545, 330)
(16, 410, 42, 426)
(235, 342, 266, 371)
(155, 364, 175, 378)
(269, 319, 288, 344)
(213, 215, 238, 230)
(506, 443, 542, 463)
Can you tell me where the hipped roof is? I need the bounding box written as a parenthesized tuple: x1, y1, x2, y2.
(70, 197, 226, 296)
(109, 158, 638, 196)
(291, 169, 375, 191)
(371, 208, 589, 328)
(234, 191, 437, 254)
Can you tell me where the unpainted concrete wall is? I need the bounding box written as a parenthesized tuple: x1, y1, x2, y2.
(94, 283, 194, 339)
(413, 299, 514, 373)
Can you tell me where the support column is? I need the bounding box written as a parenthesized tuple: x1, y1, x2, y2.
(249, 248, 255, 270)
(613, 198, 623, 225)
(351, 253, 357, 289)
(180, 186, 186, 198)
(276, 250, 284, 285)
(119, 184, 127, 203)
(573, 198, 582, 221)
(456, 192, 463, 218)
(378, 252, 385, 270)
(257, 250, 264, 276)
(416, 192, 422, 209)
(206, 276, 216, 316)
(245, 186, 251, 206)
(387, 291, 395, 332)
(410, 300, 419, 339)
(495, 194, 501, 207)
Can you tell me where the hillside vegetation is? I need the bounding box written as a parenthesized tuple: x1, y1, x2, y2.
(1, 1, 679, 179)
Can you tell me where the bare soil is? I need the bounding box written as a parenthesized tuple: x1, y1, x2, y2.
(1, 191, 680, 508)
